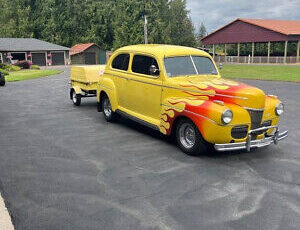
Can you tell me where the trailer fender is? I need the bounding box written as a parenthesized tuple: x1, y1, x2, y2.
(72, 86, 82, 95)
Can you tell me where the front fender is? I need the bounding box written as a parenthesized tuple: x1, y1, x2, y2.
(159, 97, 251, 144)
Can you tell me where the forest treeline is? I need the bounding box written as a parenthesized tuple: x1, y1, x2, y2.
(0, 0, 197, 49)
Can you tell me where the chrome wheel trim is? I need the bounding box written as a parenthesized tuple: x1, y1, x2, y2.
(103, 98, 112, 117)
(72, 91, 77, 104)
(179, 123, 196, 149)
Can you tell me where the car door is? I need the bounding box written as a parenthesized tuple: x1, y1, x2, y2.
(124, 54, 162, 126)
(106, 53, 130, 108)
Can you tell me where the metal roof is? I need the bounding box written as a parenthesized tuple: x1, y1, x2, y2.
(240, 19, 300, 35)
(70, 43, 96, 56)
(0, 38, 70, 51)
(201, 18, 300, 45)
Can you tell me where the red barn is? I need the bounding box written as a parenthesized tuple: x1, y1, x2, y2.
(201, 18, 300, 64)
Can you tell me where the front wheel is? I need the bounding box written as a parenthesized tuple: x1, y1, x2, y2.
(176, 118, 208, 156)
(102, 95, 119, 122)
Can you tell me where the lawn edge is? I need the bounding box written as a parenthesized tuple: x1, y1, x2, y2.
(6, 70, 64, 82)
(223, 76, 300, 83)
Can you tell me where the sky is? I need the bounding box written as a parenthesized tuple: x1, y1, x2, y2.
(186, 0, 300, 33)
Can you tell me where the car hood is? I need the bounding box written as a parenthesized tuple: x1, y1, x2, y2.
(168, 77, 266, 109)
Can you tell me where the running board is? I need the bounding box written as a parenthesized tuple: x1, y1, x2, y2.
(116, 109, 160, 131)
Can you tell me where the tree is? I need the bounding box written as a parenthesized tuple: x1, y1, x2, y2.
(197, 22, 207, 45)
(0, 0, 197, 49)
(168, 0, 196, 47)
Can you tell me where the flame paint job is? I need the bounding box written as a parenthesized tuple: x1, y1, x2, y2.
(160, 77, 279, 143)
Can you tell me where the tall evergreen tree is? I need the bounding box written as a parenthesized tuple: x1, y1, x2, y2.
(197, 22, 207, 45)
(168, 0, 196, 46)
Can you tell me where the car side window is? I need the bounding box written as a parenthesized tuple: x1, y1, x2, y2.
(112, 54, 130, 71)
(132, 55, 159, 76)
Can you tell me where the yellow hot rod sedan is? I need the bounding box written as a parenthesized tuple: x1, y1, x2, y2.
(94, 44, 288, 155)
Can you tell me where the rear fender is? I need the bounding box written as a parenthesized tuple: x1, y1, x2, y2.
(97, 77, 118, 111)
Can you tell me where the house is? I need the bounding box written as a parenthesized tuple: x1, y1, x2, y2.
(0, 38, 70, 66)
(70, 43, 106, 65)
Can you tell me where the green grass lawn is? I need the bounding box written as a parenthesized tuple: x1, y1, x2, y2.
(220, 64, 300, 82)
(5, 69, 63, 82)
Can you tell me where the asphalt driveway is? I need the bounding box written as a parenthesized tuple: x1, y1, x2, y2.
(0, 68, 299, 230)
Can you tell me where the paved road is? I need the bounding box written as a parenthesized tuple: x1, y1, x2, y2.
(0, 69, 299, 230)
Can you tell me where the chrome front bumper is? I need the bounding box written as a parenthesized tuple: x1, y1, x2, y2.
(214, 126, 288, 152)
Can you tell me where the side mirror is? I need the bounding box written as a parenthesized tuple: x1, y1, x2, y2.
(149, 65, 159, 76)
(218, 63, 223, 70)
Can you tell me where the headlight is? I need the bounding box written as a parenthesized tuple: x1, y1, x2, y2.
(221, 109, 233, 124)
(275, 103, 284, 116)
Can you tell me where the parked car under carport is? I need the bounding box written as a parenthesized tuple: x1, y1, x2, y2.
(0, 71, 5, 86)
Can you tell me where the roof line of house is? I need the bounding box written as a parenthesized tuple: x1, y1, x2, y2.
(201, 18, 298, 42)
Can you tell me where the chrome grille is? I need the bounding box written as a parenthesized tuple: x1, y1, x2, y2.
(247, 109, 263, 130)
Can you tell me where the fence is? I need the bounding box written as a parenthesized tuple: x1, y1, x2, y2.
(214, 56, 299, 64)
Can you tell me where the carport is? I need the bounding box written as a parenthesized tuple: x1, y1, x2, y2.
(201, 18, 300, 64)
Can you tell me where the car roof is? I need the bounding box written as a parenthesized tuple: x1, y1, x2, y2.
(117, 44, 211, 59)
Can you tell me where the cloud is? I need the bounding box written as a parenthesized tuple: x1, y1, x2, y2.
(186, 0, 300, 33)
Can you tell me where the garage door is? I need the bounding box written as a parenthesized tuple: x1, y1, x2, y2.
(32, 53, 46, 66)
(51, 52, 65, 65)
(85, 52, 96, 64)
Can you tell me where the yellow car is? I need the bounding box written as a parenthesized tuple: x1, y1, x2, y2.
(96, 44, 288, 155)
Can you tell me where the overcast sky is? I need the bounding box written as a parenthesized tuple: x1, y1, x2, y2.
(186, 0, 300, 33)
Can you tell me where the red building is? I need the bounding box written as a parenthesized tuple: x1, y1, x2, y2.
(201, 18, 300, 64)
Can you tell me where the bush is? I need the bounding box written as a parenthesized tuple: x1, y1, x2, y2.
(14, 60, 31, 69)
(30, 64, 40, 70)
(0, 69, 9, 75)
(0, 63, 10, 70)
(9, 65, 21, 71)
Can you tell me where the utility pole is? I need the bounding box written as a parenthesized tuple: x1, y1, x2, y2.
(144, 15, 148, 44)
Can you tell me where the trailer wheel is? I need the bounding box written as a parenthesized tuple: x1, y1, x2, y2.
(102, 95, 119, 122)
(71, 90, 81, 106)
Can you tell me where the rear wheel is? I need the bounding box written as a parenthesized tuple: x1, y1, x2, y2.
(176, 118, 208, 156)
(102, 95, 119, 122)
(71, 90, 81, 106)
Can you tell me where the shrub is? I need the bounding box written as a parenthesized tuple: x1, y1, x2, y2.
(14, 60, 31, 69)
(0, 68, 9, 75)
(9, 65, 21, 71)
(30, 64, 40, 70)
(0, 63, 10, 70)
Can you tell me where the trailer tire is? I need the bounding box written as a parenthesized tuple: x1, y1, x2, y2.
(71, 89, 81, 106)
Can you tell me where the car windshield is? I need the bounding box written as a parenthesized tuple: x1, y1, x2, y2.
(164, 56, 218, 77)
